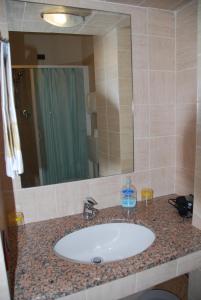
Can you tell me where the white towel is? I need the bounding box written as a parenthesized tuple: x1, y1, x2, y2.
(0, 41, 23, 178)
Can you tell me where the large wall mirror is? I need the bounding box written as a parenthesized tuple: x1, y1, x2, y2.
(7, 0, 134, 188)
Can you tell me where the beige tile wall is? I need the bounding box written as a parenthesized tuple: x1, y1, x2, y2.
(3, 0, 197, 224)
(133, 7, 176, 198)
(175, 0, 198, 195)
(193, 0, 201, 229)
(0, 1, 179, 224)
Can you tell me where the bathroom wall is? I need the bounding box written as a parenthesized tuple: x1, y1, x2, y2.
(175, 0, 198, 195)
(0, 0, 179, 224)
(133, 7, 176, 196)
(193, 0, 201, 229)
(2, 0, 199, 225)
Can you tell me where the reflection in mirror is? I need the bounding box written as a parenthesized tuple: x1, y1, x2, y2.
(7, 1, 134, 187)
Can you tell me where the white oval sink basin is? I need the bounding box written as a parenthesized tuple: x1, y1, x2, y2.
(54, 223, 155, 264)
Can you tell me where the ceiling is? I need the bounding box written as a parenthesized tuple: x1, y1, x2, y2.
(6, 0, 130, 35)
(97, 0, 192, 11)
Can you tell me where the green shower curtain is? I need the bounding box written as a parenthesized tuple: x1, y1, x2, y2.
(33, 68, 89, 185)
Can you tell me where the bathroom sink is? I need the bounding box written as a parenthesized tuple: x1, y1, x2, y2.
(54, 223, 155, 264)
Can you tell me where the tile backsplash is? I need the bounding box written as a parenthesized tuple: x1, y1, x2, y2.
(175, 0, 197, 195)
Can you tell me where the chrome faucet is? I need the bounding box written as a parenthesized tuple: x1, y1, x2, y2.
(83, 197, 99, 220)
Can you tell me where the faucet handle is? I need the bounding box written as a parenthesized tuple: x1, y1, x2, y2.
(85, 197, 97, 206)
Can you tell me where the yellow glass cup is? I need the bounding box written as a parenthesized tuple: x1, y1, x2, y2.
(141, 188, 154, 206)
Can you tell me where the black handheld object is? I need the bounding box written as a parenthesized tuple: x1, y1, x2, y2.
(168, 195, 193, 218)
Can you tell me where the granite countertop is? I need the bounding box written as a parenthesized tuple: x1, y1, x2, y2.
(9, 195, 201, 300)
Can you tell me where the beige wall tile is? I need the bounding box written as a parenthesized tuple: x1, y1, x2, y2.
(193, 213, 201, 230)
(176, 0, 197, 38)
(140, 0, 190, 10)
(136, 260, 177, 292)
(197, 103, 201, 124)
(176, 69, 197, 104)
(176, 135, 196, 170)
(176, 103, 196, 136)
(132, 35, 148, 70)
(177, 251, 201, 276)
(86, 274, 136, 300)
(95, 192, 121, 208)
(193, 172, 201, 215)
(195, 146, 201, 174)
(176, 32, 197, 70)
(134, 105, 149, 138)
(134, 139, 149, 171)
(150, 167, 175, 197)
(149, 36, 175, 70)
(131, 7, 147, 35)
(175, 167, 195, 195)
(89, 175, 121, 198)
(176, 0, 197, 71)
(150, 105, 175, 137)
(196, 123, 201, 148)
(148, 9, 175, 37)
(56, 181, 89, 217)
(34, 186, 57, 221)
(14, 188, 37, 223)
(130, 171, 151, 200)
(150, 137, 175, 169)
(198, 55, 201, 102)
(133, 70, 149, 104)
(150, 71, 175, 104)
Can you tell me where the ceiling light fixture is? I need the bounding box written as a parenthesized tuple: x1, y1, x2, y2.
(41, 12, 85, 27)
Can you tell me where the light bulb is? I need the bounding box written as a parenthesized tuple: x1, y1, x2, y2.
(42, 13, 84, 27)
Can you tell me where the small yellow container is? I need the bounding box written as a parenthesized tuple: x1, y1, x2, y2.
(16, 212, 24, 226)
(141, 188, 154, 206)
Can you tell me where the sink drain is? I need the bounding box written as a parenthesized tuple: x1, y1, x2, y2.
(91, 256, 104, 264)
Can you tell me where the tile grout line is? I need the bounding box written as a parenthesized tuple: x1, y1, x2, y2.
(132, 32, 175, 40)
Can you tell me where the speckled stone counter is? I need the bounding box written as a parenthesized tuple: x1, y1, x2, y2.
(9, 195, 201, 300)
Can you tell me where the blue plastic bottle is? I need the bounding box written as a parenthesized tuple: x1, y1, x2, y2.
(121, 177, 137, 208)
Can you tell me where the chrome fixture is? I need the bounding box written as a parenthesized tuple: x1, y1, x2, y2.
(83, 197, 98, 220)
